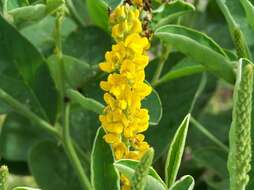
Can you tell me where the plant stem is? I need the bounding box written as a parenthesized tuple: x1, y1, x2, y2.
(153, 65, 205, 87)
(63, 104, 92, 190)
(54, 8, 66, 114)
(190, 116, 229, 153)
(151, 45, 171, 86)
(0, 88, 60, 138)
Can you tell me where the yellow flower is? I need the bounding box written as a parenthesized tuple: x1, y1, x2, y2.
(121, 175, 131, 190)
(124, 33, 150, 54)
(103, 133, 121, 144)
(113, 142, 128, 160)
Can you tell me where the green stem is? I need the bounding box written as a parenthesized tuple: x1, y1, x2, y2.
(63, 104, 92, 190)
(189, 73, 207, 113)
(151, 45, 171, 86)
(54, 8, 66, 111)
(190, 116, 229, 153)
(153, 65, 205, 87)
(0, 88, 60, 138)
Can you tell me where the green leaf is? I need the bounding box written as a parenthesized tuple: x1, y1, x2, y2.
(91, 127, 120, 190)
(65, 0, 90, 26)
(8, 0, 64, 27)
(86, 0, 109, 31)
(114, 161, 166, 190)
(21, 16, 76, 53)
(0, 15, 57, 122)
(155, 25, 235, 83)
(153, 0, 195, 28)
(143, 87, 162, 125)
(169, 175, 194, 190)
(114, 159, 166, 187)
(165, 114, 191, 188)
(8, 4, 47, 26)
(63, 26, 112, 66)
(48, 54, 92, 89)
(0, 114, 49, 161)
(29, 141, 82, 190)
(67, 89, 104, 114)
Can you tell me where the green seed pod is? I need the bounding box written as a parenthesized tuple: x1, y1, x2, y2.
(233, 27, 252, 59)
(131, 148, 154, 190)
(0, 165, 9, 190)
(228, 59, 254, 190)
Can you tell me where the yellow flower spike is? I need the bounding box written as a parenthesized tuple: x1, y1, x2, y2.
(100, 5, 151, 183)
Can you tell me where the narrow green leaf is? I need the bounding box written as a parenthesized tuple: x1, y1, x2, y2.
(165, 114, 191, 188)
(114, 162, 167, 190)
(0, 165, 8, 190)
(131, 148, 154, 190)
(91, 127, 120, 190)
(169, 175, 195, 190)
(155, 25, 235, 83)
(154, 0, 195, 28)
(67, 89, 104, 114)
(228, 58, 254, 190)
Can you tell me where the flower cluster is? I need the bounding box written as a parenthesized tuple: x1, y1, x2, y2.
(99, 4, 151, 162)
